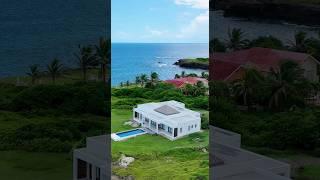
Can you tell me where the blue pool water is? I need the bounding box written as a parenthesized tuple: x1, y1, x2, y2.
(116, 129, 145, 138)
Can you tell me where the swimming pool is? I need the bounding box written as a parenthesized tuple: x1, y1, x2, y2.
(117, 129, 145, 137)
(111, 128, 147, 141)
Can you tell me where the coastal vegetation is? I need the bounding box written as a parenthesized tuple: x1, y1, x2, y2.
(112, 82, 209, 179)
(211, 29, 320, 178)
(174, 58, 209, 70)
(212, 28, 320, 60)
(0, 38, 110, 180)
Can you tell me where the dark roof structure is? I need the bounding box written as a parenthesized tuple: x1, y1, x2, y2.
(154, 105, 180, 115)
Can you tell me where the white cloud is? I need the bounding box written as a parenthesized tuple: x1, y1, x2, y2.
(176, 10, 209, 39)
(146, 26, 165, 36)
(141, 26, 168, 39)
(174, 0, 208, 9)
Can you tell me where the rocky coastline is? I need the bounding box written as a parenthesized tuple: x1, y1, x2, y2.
(174, 58, 209, 70)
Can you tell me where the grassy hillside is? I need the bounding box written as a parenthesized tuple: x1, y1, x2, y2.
(111, 86, 209, 179)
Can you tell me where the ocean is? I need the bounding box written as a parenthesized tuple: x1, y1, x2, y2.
(111, 43, 208, 86)
(212, 11, 320, 41)
(0, 0, 107, 78)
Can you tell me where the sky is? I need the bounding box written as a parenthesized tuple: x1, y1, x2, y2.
(112, 0, 209, 43)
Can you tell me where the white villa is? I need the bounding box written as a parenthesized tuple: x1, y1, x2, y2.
(133, 100, 201, 140)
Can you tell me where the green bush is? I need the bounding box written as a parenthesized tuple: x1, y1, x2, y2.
(201, 114, 209, 129)
(21, 138, 73, 152)
(0, 83, 26, 110)
(10, 82, 108, 115)
(113, 98, 148, 109)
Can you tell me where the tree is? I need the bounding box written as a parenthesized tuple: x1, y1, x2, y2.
(75, 45, 97, 81)
(182, 84, 195, 96)
(250, 36, 284, 49)
(150, 72, 159, 83)
(47, 58, 63, 84)
(174, 74, 181, 79)
(140, 74, 148, 87)
(210, 38, 226, 53)
(289, 31, 310, 52)
(226, 28, 248, 51)
(201, 72, 209, 79)
(26, 64, 41, 85)
(194, 81, 207, 96)
(95, 37, 111, 84)
(267, 61, 308, 110)
(181, 71, 186, 78)
(135, 76, 141, 86)
(232, 68, 264, 108)
(126, 80, 130, 87)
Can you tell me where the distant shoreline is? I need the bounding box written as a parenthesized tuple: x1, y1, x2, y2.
(174, 58, 209, 70)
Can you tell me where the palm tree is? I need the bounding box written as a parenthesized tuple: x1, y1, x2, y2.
(140, 74, 148, 87)
(181, 71, 186, 78)
(183, 84, 195, 96)
(95, 37, 111, 84)
(201, 72, 209, 79)
(232, 68, 263, 108)
(135, 76, 141, 86)
(150, 72, 159, 83)
(26, 64, 41, 85)
(267, 61, 306, 110)
(226, 28, 248, 51)
(75, 45, 97, 81)
(289, 31, 310, 52)
(47, 58, 63, 84)
(194, 81, 207, 96)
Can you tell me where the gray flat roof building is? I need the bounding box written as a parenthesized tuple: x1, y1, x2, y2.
(210, 126, 291, 180)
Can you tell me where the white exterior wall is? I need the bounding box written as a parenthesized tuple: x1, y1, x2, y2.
(133, 101, 202, 140)
(175, 118, 201, 138)
(132, 110, 201, 140)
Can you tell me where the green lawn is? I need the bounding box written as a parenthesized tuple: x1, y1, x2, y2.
(0, 110, 106, 180)
(297, 165, 320, 179)
(111, 107, 209, 179)
(0, 151, 72, 180)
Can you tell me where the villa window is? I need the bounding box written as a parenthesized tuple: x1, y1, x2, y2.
(180, 128, 182, 133)
(151, 121, 156, 128)
(96, 167, 101, 180)
(158, 124, 164, 130)
(168, 127, 172, 133)
(145, 118, 149, 122)
(195, 124, 197, 128)
(188, 126, 190, 131)
(191, 125, 193, 128)
(135, 112, 138, 118)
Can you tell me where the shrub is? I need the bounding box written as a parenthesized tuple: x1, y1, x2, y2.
(201, 114, 209, 129)
(10, 82, 108, 115)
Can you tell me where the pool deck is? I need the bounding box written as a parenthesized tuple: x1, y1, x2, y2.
(111, 128, 147, 141)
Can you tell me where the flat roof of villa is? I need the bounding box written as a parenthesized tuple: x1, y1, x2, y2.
(134, 101, 200, 126)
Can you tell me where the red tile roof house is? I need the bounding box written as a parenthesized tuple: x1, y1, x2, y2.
(210, 47, 320, 82)
(165, 77, 209, 88)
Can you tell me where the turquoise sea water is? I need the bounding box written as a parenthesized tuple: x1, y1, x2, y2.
(111, 43, 208, 86)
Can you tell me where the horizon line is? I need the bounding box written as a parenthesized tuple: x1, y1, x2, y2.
(111, 42, 209, 44)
